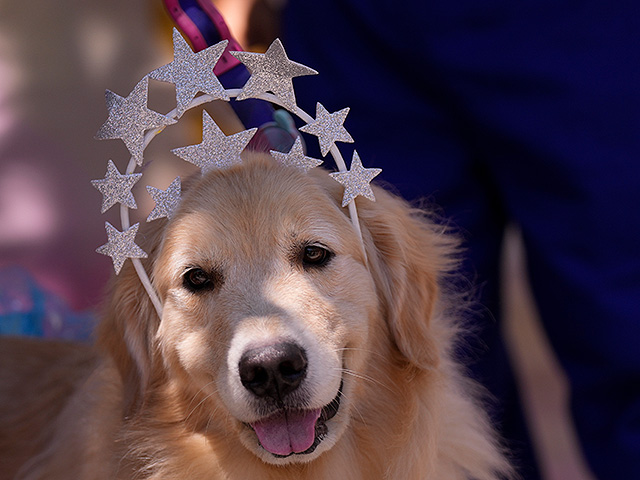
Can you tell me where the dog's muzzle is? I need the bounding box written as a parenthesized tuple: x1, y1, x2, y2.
(238, 342, 342, 456)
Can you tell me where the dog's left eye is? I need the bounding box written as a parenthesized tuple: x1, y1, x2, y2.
(183, 268, 215, 292)
(302, 245, 333, 268)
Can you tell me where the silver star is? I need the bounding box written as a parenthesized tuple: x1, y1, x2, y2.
(149, 28, 229, 117)
(91, 160, 142, 213)
(329, 151, 382, 207)
(96, 222, 148, 275)
(270, 136, 323, 173)
(95, 76, 176, 165)
(146, 177, 182, 222)
(299, 103, 354, 157)
(230, 38, 317, 111)
(171, 110, 256, 173)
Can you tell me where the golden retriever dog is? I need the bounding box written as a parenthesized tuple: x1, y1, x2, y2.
(0, 153, 513, 479)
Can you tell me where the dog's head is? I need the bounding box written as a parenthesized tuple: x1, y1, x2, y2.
(98, 153, 456, 465)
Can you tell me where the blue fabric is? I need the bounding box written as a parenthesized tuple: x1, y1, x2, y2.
(220, 66, 276, 130)
(0, 267, 95, 342)
(283, 1, 640, 478)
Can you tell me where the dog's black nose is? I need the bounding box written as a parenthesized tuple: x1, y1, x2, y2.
(239, 342, 307, 400)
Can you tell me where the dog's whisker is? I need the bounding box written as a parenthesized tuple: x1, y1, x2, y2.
(185, 388, 220, 424)
(194, 401, 222, 436)
(333, 345, 389, 362)
(184, 379, 218, 414)
(333, 365, 394, 395)
(340, 390, 369, 429)
(204, 413, 214, 434)
(189, 401, 220, 435)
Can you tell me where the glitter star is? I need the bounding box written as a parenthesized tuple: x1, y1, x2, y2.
(146, 177, 181, 222)
(149, 28, 229, 118)
(329, 151, 382, 207)
(171, 110, 256, 173)
(299, 103, 354, 157)
(96, 222, 148, 275)
(270, 136, 323, 173)
(230, 38, 317, 111)
(95, 76, 176, 165)
(91, 160, 142, 213)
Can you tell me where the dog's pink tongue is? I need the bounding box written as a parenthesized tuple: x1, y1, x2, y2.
(251, 409, 322, 456)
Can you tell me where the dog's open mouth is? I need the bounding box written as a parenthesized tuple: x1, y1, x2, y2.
(249, 381, 343, 457)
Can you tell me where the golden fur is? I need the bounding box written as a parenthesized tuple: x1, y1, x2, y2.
(0, 153, 513, 479)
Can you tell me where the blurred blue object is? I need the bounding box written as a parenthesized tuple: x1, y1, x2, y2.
(0, 266, 95, 341)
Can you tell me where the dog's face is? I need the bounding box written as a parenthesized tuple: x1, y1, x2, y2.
(103, 153, 448, 468)
(152, 156, 380, 464)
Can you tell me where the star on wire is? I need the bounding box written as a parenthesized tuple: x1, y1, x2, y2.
(95, 76, 176, 166)
(172, 110, 257, 173)
(230, 38, 317, 111)
(146, 177, 182, 222)
(91, 160, 142, 213)
(299, 103, 354, 157)
(270, 136, 323, 173)
(329, 151, 382, 207)
(96, 222, 148, 275)
(149, 28, 229, 117)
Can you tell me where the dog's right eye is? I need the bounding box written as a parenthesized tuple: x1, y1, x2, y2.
(183, 268, 215, 292)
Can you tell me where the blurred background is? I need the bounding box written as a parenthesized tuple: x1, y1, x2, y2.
(0, 0, 596, 478)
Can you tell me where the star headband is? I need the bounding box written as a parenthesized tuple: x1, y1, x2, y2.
(93, 29, 382, 318)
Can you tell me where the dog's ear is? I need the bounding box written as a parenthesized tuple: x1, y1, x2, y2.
(95, 221, 166, 415)
(358, 189, 458, 370)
